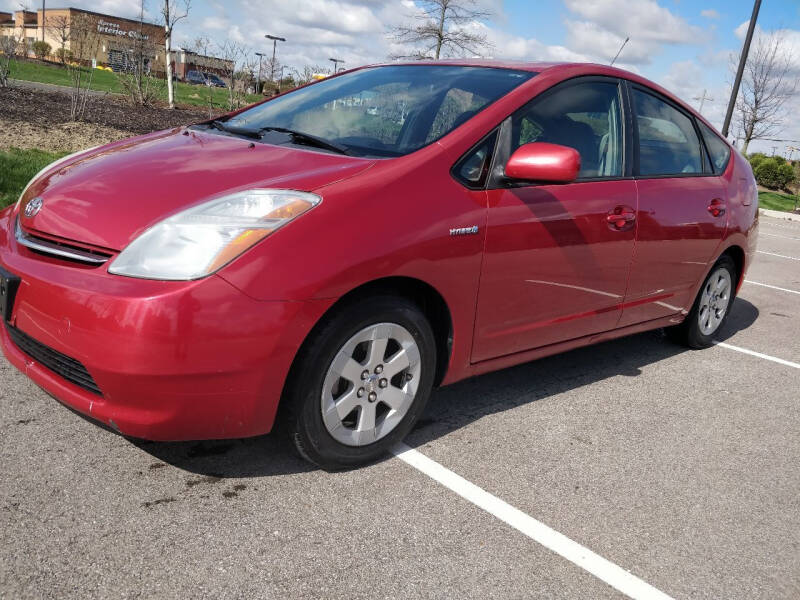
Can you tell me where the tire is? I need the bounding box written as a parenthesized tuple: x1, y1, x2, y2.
(285, 295, 436, 470)
(667, 255, 737, 349)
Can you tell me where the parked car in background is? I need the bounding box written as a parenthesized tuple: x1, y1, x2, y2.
(0, 61, 757, 470)
(204, 73, 227, 88)
(185, 70, 207, 86)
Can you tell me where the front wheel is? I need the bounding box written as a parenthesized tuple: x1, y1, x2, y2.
(285, 296, 436, 470)
(668, 255, 737, 348)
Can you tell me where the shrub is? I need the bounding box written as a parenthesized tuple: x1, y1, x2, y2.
(32, 41, 51, 60)
(54, 48, 72, 63)
(754, 157, 796, 190)
(748, 153, 767, 170)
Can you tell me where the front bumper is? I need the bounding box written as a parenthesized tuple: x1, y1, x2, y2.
(0, 209, 333, 440)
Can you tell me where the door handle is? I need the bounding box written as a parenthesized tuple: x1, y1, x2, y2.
(707, 198, 726, 217)
(606, 206, 636, 230)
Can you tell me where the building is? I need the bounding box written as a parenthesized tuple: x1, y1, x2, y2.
(170, 47, 234, 80)
(0, 8, 231, 80)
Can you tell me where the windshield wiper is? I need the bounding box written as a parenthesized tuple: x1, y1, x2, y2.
(210, 120, 262, 139)
(259, 126, 352, 155)
(209, 121, 351, 155)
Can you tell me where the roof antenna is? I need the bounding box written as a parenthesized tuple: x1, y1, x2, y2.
(610, 37, 629, 66)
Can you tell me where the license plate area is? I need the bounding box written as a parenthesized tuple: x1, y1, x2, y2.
(0, 265, 21, 322)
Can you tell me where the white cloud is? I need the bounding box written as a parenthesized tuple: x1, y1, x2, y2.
(201, 16, 228, 31)
(701, 9, 720, 20)
(561, 0, 704, 65)
(563, 0, 701, 45)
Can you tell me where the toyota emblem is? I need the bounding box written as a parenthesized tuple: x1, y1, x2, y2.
(24, 197, 43, 218)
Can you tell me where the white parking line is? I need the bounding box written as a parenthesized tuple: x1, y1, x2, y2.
(392, 443, 674, 600)
(744, 280, 800, 295)
(760, 232, 800, 241)
(713, 341, 800, 369)
(756, 251, 800, 261)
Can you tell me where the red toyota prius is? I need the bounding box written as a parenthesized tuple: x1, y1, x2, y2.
(0, 61, 757, 468)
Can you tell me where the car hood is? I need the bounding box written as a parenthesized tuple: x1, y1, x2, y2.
(19, 128, 375, 251)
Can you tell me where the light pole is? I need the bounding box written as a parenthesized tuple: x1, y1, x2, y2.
(255, 52, 265, 94)
(265, 34, 285, 88)
(693, 89, 713, 113)
(329, 57, 344, 74)
(722, 0, 762, 138)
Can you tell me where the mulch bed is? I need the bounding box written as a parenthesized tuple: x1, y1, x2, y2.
(0, 86, 210, 134)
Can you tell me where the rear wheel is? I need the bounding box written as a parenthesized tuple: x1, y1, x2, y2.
(668, 255, 737, 348)
(285, 296, 436, 470)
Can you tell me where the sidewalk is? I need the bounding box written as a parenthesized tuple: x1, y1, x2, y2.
(759, 207, 800, 222)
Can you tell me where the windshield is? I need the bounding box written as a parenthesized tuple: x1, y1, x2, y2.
(225, 65, 534, 157)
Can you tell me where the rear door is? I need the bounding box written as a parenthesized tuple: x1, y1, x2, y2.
(472, 77, 637, 362)
(618, 85, 728, 327)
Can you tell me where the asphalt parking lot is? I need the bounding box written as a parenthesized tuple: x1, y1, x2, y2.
(1, 213, 798, 599)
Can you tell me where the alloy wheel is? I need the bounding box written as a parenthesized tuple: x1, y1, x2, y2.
(697, 267, 732, 336)
(320, 323, 421, 447)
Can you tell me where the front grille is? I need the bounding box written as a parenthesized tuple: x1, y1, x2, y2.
(16, 219, 111, 266)
(5, 323, 102, 396)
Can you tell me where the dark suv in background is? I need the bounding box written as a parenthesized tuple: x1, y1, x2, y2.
(185, 70, 227, 87)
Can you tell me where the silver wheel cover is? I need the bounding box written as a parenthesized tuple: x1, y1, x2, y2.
(698, 267, 732, 336)
(321, 322, 421, 447)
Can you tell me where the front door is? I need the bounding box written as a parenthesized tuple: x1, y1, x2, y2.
(472, 78, 637, 363)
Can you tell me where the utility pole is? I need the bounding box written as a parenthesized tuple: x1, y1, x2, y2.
(41, 0, 45, 42)
(329, 57, 344, 73)
(610, 37, 629, 66)
(265, 34, 285, 87)
(722, 0, 762, 137)
(693, 89, 713, 112)
(255, 51, 265, 94)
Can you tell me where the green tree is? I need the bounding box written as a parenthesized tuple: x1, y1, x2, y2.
(32, 41, 51, 61)
(753, 157, 796, 190)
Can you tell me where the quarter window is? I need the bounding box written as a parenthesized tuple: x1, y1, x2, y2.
(633, 89, 703, 176)
(698, 120, 731, 173)
(454, 132, 497, 188)
(512, 81, 623, 178)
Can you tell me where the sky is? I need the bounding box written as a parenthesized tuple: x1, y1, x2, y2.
(5, 0, 800, 155)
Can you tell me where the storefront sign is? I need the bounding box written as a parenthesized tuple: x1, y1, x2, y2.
(97, 19, 150, 41)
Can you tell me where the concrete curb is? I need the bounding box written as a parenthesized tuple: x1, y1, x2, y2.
(759, 208, 800, 222)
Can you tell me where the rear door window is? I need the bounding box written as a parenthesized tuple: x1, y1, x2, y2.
(633, 89, 704, 176)
(698, 120, 731, 174)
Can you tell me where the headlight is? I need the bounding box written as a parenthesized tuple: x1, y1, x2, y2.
(16, 145, 101, 211)
(108, 189, 321, 280)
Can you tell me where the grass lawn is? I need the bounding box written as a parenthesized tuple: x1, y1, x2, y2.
(758, 190, 799, 213)
(9, 59, 262, 110)
(0, 148, 67, 209)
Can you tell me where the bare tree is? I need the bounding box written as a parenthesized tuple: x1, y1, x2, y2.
(0, 30, 24, 88)
(161, 0, 190, 109)
(116, 0, 162, 106)
(293, 64, 329, 86)
(216, 40, 250, 111)
(192, 36, 215, 117)
(734, 30, 797, 154)
(46, 14, 70, 64)
(65, 13, 100, 120)
(390, 0, 493, 60)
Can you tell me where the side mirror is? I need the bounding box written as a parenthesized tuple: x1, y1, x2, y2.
(504, 142, 580, 183)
